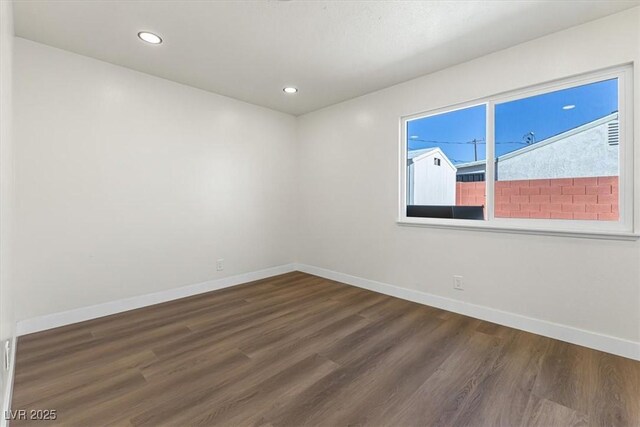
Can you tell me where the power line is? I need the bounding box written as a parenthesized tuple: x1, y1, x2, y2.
(408, 138, 482, 145)
(408, 137, 533, 164)
(408, 137, 527, 145)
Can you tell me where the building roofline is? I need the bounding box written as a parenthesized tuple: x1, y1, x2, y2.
(407, 147, 437, 160)
(454, 159, 487, 169)
(454, 111, 618, 169)
(411, 146, 457, 170)
(498, 111, 618, 161)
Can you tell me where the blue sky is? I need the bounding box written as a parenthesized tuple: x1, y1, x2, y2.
(407, 78, 618, 164)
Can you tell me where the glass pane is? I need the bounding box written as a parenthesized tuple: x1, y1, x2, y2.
(406, 104, 486, 220)
(494, 79, 619, 221)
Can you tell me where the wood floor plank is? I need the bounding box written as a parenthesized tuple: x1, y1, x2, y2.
(238, 291, 386, 359)
(12, 350, 157, 408)
(531, 339, 597, 416)
(89, 297, 249, 339)
(588, 351, 640, 426)
(448, 330, 552, 427)
(388, 334, 504, 426)
(184, 279, 348, 333)
(11, 272, 640, 427)
(58, 348, 253, 426)
(150, 289, 345, 362)
(14, 323, 191, 389)
(17, 330, 95, 360)
(264, 308, 451, 426)
(110, 315, 373, 426)
(521, 396, 589, 427)
(157, 353, 340, 426)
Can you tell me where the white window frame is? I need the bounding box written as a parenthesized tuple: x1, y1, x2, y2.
(398, 64, 637, 240)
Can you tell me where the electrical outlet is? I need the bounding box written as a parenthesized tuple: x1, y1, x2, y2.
(4, 340, 10, 371)
(453, 275, 464, 291)
(216, 259, 224, 271)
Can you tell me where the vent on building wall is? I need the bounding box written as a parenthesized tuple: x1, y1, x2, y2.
(434, 158, 441, 166)
(608, 121, 619, 146)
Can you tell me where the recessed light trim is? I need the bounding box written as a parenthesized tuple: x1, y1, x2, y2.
(283, 87, 298, 94)
(138, 31, 162, 45)
(562, 104, 576, 110)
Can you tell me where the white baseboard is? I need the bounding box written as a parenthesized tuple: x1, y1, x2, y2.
(1, 336, 17, 427)
(16, 264, 296, 336)
(294, 263, 640, 361)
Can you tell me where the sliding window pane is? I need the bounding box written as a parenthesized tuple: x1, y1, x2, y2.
(494, 79, 619, 221)
(406, 105, 486, 220)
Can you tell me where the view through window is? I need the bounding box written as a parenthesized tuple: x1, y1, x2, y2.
(493, 79, 618, 221)
(405, 75, 622, 225)
(406, 104, 487, 220)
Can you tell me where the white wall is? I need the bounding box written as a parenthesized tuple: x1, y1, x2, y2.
(13, 38, 297, 321)
(296, 8, 640, 344)
(0, 0, 15, 413)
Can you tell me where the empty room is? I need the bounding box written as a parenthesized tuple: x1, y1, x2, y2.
(0, 0, 639, 426)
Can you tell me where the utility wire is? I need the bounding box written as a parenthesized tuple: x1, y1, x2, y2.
(408, 138, 482, 145)
(408, 137, 528, 145)
(408, 137, 530, 164)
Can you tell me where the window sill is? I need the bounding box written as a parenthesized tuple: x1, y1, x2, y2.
(397, 219, 639, 241)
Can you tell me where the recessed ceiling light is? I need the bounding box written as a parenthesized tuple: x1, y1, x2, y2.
(283, 87, 298, 94)
(409, 135, 419, 139)
(138, 31, 162, 45)
(562, 104, 576, 110)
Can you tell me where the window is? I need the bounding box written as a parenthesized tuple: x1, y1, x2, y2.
(405, 104, 487, 220)
(400, 65, 635, 238)
(494, 78, 620, 222)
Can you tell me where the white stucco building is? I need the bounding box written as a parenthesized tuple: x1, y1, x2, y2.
(456, 112, 619, 181)
(407, 147, 457, 205)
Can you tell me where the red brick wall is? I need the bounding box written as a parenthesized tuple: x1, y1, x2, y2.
(455, 181, 486, 206)
(455, 176, 618, 221)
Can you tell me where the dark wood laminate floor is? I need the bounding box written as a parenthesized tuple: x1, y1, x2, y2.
(11, 272, 640, 426)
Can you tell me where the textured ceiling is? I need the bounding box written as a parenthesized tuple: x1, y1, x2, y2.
(13, 0, 640, 115)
